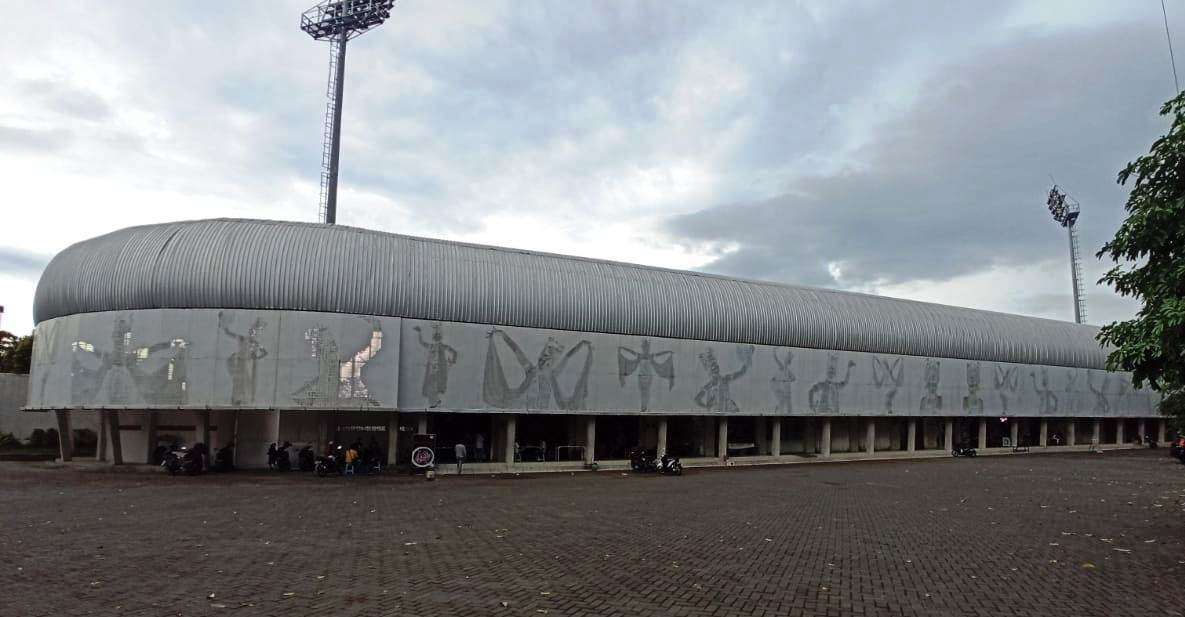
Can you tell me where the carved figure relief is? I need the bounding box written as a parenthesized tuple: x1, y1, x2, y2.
(1087, 371, 1110, 415)
(70, 317, 185, 405)
(994, 364, 1020, 414)
(808, 354, 855, 414)
(1063, 369, 1080, 415)
(693, 346, 754, 414)
(771, 349, 797, 413)
(920, 358, 943, 412)
(618, 339, 674, 412)
(962, 361, 982, 414)
(414, 323, 458, 408)
(872, 356, 903, 413)
(1031, 367, 1058, 415)
(482, 328, 593, 410)
(294, 318, 383, 407)
(220, 312, 268, 406)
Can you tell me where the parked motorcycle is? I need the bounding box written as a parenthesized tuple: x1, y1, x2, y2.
(161, 446, 203, 476)
(629, 448, 683, 475)
(298, 445, 316, 472)
(951, 444, 977, 457)
(271, 442, 293, 472)
(315, 447, 343, 477)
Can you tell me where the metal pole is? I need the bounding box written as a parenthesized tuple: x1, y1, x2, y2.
(1067, 223, 1083, 324)
(325, 32, 348, 225)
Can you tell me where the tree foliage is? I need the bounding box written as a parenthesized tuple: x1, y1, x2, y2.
(0, 331, 33, 374)
(1097, 91, 1185, 421)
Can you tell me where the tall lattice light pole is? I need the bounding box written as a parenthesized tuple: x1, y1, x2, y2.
(301, 0, 395, 225)
(1045, 185, 1087, 324)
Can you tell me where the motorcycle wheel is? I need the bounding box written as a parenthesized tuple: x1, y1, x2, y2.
(671, 463, 683, 476)
(315, 463, 327, 478)
(951, 449, 958, 457)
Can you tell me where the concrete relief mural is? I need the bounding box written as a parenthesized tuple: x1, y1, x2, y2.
(919, 359, 942, 412)
(1063, 369, 1080, 415)
(1031, 367, 1058, 415)
(414, 323, 458, 408)
(482, 328, 594, 410)
(220, 312, 268, 406)
(994, 364, 1021, 414)
(293, 318, 384, 408)
(70, 316, 189, 406)
(771, 349, 797, 413)
(694, 346, 754, 414)
(962, 362, 983, 414)
(618, 339, 674, 412)
(1088, 372, 1110, 414)
(809, 354, 855, 414)
(872, 356, 903, 413)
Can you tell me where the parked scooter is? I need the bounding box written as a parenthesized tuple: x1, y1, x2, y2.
(297, 445, 316, 472)
(161, 445, 203, 475)
(315, 446, 344, 477)
(270, 442, 293, 472)
(951, 444, 977, 457)
(629, 448, 683, 475)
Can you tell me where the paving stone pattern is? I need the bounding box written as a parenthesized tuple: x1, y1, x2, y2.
(1, 451, 1183, 617)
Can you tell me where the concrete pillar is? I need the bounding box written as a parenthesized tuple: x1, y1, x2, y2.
(96, 410, 108, 462)
(55, 410, 73, 462)
(198, 410, 211, 450)
(657, 417, 668, 456)
(944, 418, 953, 451)
(585, 416, 596, 464)
(820, 418, 832, 457)
(387, 412, 400, 466)
(107, 410, 123, 465)
(1009, 421, 1019, 448)
(316, 411, 328, 452)
(754, 417, 767, 455)
(977, 419, 987, 450)
(271, 409, 281, 447)
(1067, 420, 1076, 446)
(717, 417, 728, 459)
(144, 412, 158, 464)
(1039, 419, 1048, 447)
(771, 418, 781, 456)
(504, 415, 517, 465)
(1137, 419, 1146, 444)
(418, 414, 429, 435)
(865, 418, 875, 455)
(1115, 420, 1124, 445)
(1092, 419, 1101, 446)
(231, 411, 240, 467)
(1158, 419, 1167, 444)
(907, 419, 917, 452)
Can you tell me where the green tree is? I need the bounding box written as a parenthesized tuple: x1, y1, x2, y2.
(0, 331, 32, 374)
(1097, 91, 1185, 424)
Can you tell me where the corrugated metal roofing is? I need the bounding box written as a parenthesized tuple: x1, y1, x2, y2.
(33, 218, 1110, 368)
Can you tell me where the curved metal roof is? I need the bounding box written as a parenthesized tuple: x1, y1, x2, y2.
(34, 218, 1108, 368)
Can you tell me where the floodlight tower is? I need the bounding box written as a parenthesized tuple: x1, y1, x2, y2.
(301, 0, 395, 225)
(1045, 185, 1087, 324)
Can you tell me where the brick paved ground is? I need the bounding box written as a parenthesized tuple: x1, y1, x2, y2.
(1, 450, 1183, 617)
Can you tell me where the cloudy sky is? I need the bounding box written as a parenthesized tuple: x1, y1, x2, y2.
(0, 0, 1178, 335)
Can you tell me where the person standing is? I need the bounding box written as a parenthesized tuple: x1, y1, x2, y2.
(454, 442, 467, 475)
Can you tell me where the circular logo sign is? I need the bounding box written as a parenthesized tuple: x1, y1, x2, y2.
(411, 446, 435, 468)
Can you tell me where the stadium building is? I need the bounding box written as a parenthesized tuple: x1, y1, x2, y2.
(26, 218, 1162, 469)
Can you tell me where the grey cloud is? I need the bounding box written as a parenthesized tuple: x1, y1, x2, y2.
(18, 79, 113, 122)
(0, 125, 74, 153)
(667, 22, 1171, 291)
(0, 247, 50, 278)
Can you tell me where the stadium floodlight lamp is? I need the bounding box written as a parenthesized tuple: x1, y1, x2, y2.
(301, 0, 395, 225)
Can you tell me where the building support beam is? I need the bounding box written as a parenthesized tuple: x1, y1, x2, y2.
(1039, 419, 1048, 447)
(108, 411, 123, 465)
(1092, 419, 1101, 446)
(1137, 419, 1146, 444)
(717, 417, 728, 460)
(820, 418, 832, 457)
(504, 415, 517, 465)
(585, 417, 596, 465)
(1158, 419, 1167, 444)
(418, 414, 429, 435)
(55, 410, 73, 462)
(144, 411, 158, 464)
(944, 418, 953, 451)
(977, 419, 987, 450)
(865, 418, 875, 456)
(754, 417, 767, 455)
(657, 417, 668, 456)
(770, 418, 781, 456)
(96, 410, 108, 462)
(1067, 420, 1076, 446)
(1115, 420, 1124, 445)
(907, 419, 917, 453)
(1010, 421, 1019, 448)
(387, 412, 400, 467)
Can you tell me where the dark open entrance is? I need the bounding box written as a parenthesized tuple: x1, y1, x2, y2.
(594, 415, 638, 460)
(987, 418, 1008, 448)
(425, 413, 495, 464)
(667, 416, 708, 457)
